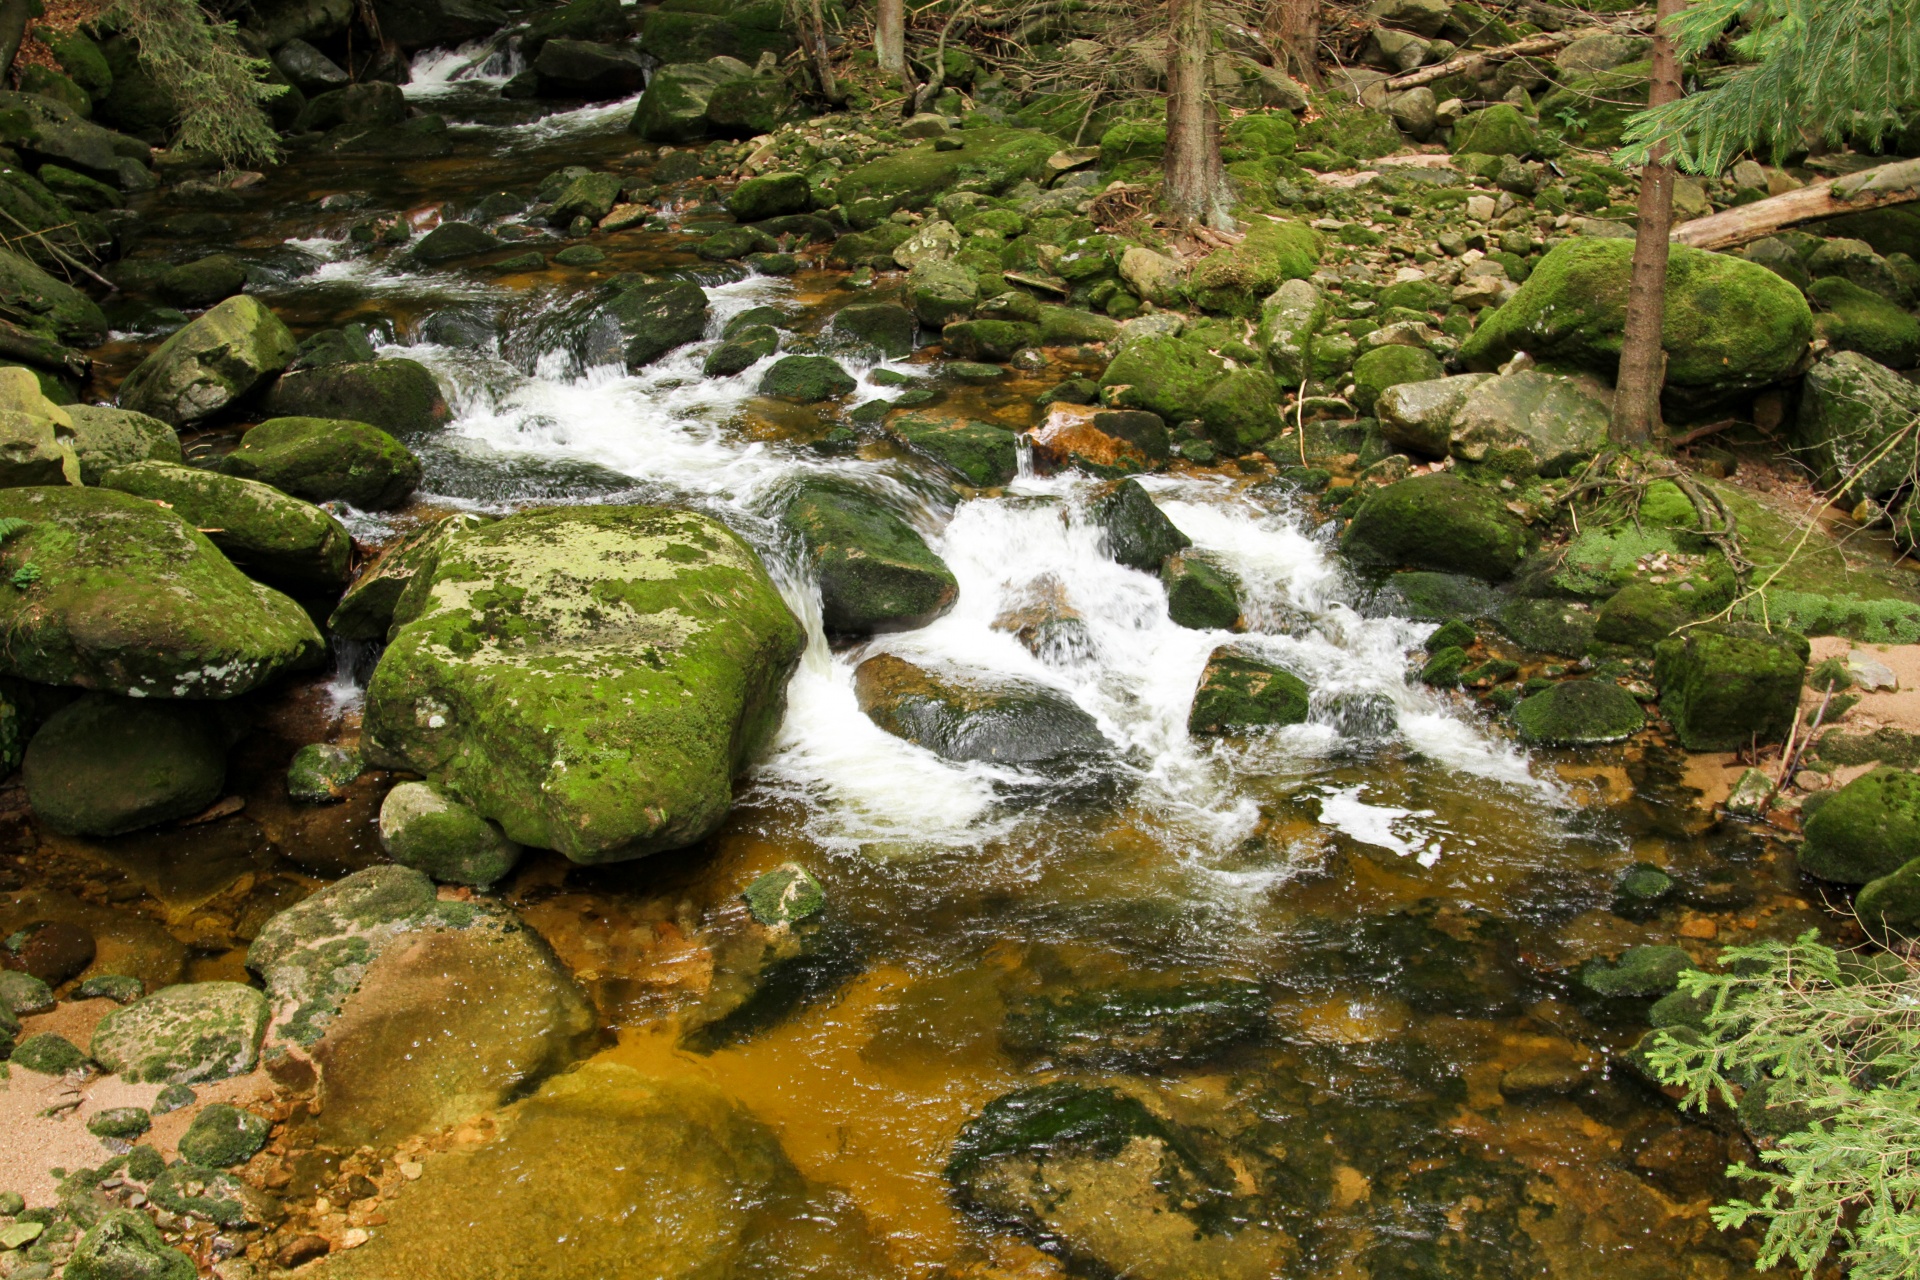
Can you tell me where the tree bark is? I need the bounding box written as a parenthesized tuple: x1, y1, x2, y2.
(1265, 0, 1318, 87)
(0, 0, 34, 87)
(1669, 158, 1920, 250)
(1609, 0, 1685, 448)
(876, 0, 906, 81)
(1164, 0, 1230, 227)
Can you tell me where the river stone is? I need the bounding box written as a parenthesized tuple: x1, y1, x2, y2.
(1653, 622, 1808, 751)
(89, 981, 270, 1083)
(831, 302, 915, 358)
(287, 743, 361, 803)
(533, 39, 647, 99)
(725, 171, 809, 220)
(1098, 334, 1223, 424)
(742, 863, 825, 927)
(758, 353, 855, 401)
(100, 460, 351, 591)
(219, 416, 421, 510)
(328, 512, 491, 642)
(0, 486, 324, 696)
(260, 359, 450, 435)
(1186, 218, 1320, 317)
(411, 220, 503, 264)
(66, 1210, 195, 1280)
(65, 404, 181, 484)
(87, 1105, 152, 1139)
(156, 254, 248, 309)
(1793, 351, 1920, 498)
(704, 75, 792, 136)
(74, 974, 145, 1004)
(10, 1029, 84, 1072)
(1799, 766, 1920, 883)
(854, 653, 1108, 765)
(894, 218, 961, 269)
(295, 79, 404, 130)
(1351, 344, 1441, 414)
(888, 412, 1020, 486)
(908, 258, 979, 326)
(1498, 596, 1595, 655)
(1808, 276, 1920, 368)
(1376, 374, 1494, 458)
(1188, 647, 1310, 734)
(547, 171, 624, 227)
(1854, 856, 1920, 933)
(1513, 679, 1645, 745)
(1162, 551, 1240, 629)
(1459, 238, 1813, 401)
(1258, 278, 1327, 385)
(178, 1103, 269, 1167)
(23, 694, 226, 835)
(275, 38, 351, 93)
(117, 295, 297, 426)
(703, 324, 777, 375)
(786, 476, 957, 635)
(0, 405, 79, 487)
(1342, 473, 1531, 580)
(1581, 944, 1696, 998)
(1198, 368, 1283, 455)
(1447, 370, 1613, 476)
(363, 506, 804, 863)
(0, 969, 53, 1014)
(3, 918, 96, 986)
(1094, 477, 1191, 571)
(585, 277, 711, 369)
(628, 60, 743, 143)
(0, 244, 108, 347)
(378, 781, 523, 887)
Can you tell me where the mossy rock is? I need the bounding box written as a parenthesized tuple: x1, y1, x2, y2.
(1162, 551, 1240, 629)
(221, 416, 422, 511)
(1793, 351, 1920, 499)
(1580, 944, 1695, 998)
(373, 781, 522, 888)
(888, 412, 1019, 486)
(100, 460, 351, 591)
(11, 1030, 85, 1072)
(64, 404, 180, 485)
(831, 126, 1056, 227)
(1513, 679, 1644, 744)
(412, 220, 504, 264)
(177, 1103, 269, 1168)
(583, 278, 712, 370)
(831, 301, 915, 358)
(117, 295, 297, 426)
(1341, 473, 1531, 580)
(1098, 117, 1165, 168)
(0, 243, 106, 347)
(1799, 766, 1920, 884)
(1299, 101, 1402, 160)
(1186, 219, 1320, 317)
(1653, 622, 1809, 750)
(1536, 60, 1649, 150)
(1449, 104, 1535, 156)
(260, 359, 450, 436)
(1188, 647, 1309, 734)
(1351, 344, 1442, 413)
(1497, 596, 1595, 655)
(627, 60, 744, 143)
(785, 476, 957, 635)
(757, 354, 854, 401)
(0, 968, 52, 1015)
(1098, 335, 1224, 424)
(67, 1210, 195, 1280)
(943, 318, 1039, 363)
(89, 981, 269, 1084)
(1095, 477, 1191, 571)
(287, 743, 362, 803)
(86, 1105, 151, 1139)
(329, 512, 491, 642)
(1197, 368, 1283, 455)
(22, 693, 226, 836)
(854, 652, 1107, 765)
(725, 171, 810, 220)
(1855, 855, 1920, 933)
(1807, 276, 1920, 369)
(909, 258, 979, 327)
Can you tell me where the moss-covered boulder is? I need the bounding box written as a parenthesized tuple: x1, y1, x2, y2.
(853, 652, 1107, 765)
(23, 693, 226, 835)
(704, 323, 778, 376)
(178, 1103, 269, 1168)
(219, 415, 422, 510)
(725, 171, 810, 220)
(1793, 351, 1920, 498)
(1376, 373, 1492, 458)
(65, 403, 179, 484)
(67, 1211, 195, 1280)
(0, 969, 52, 1015)
(117, 295, 297, 426)
(0, 485, 324, 695)
(1188, 646, 1310, 733)
(1351, 344, 1442, 414)
(546, 170, 625, 225)
(362, 506, 804, 863)
(287, 742, 362, 802)
(157, 254, 247, 309)
(412, 220, 503, 264)
(1536, 60, 1649, 149)
(1459, 238, 1813, 400)
(786, 476, 957, 635)
(1186, 218, 1319, 317)
(1197, 368, 1283, 455)
(1854, 855, 1920, 933)
(757, 353, 854, 401)
(831, 301, 915, 358)
(909, 258, 979, 326)
(100, 461, 351, 590)
(1513, 679, 1645, 745)
(628, 60, 743, 142)
(583, 277, 712, 370)
(89, 981, 269, 1083)
(830, 126, 1055, 227)
(1098, 335, 1224, 424)
(1653, 622, 1808, 751)
(888, 412, 1020, 486)
(1095, 477, 1191, 571)
(1341, 473, 1531, 579)
(10, 1030, 84, 1072)
(1259, 278, 1329, 385)
(0, 243, 106, 347)
(260, 358, 449, 435)
(1162, 551, 1240, 630)
(942, 318, 1039, 363)
(1449, 104, 1535, 156)
(1799, 766, 1920, 883)
(1808, 276, 1920, 368)
(378, 781, 523, 887)
(329, 512, 490, 641)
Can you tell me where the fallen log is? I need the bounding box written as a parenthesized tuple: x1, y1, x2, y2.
(1380, 31, 1580, 92)
(1670, 157, 1920, 251)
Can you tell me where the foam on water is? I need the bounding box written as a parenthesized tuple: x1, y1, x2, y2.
(406, 42, 523, 98)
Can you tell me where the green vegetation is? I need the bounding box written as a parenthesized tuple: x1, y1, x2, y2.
(103, 0, 283, 165)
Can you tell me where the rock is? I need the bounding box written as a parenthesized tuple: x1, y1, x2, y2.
(726, 172, 810, 222)
(3, 919, 94, 985)
(1794, 351, 1920, 497)
(832, 126, 1055, 228)
(87, 1105, 152, 1139)
(295, 80, 404, 130)
(1855, 856, 1920, 933)
(1555, 32, 1650, 76)
(704, 324, 778, 375)
(1118, 246, 1184, 307)
(1460, 238, 1813, 402)
(274, 38, 351, 94)
(757, 353, 854, 401)
(1099, 334, 1224, 424)
(1376, 373, 1492, 457)
(0, 969, 52, 1014)
(378, 781, 523, 887)
(1653, 623, 1808, 751)
(1447, 370, 1612, 476)
(893, 219, 961, 269)
(0, 244, 106, 348)
(1188, 646, 1309, 733)
(993, 575, 1093, 662)
(704, 75, 791, 136)
(177, 1103, 269, 1167)
(942, 319, 1039, 363)
(1094, 477, 1191, 571)
(155, 254, 247, 309)
(0, 91, 151, 190)
(1186, 219, 1320, 317)
(908, 258, 978, 326)
(362, 506, 804, 863)
(1002, 975, 1267, 1069)
(853, 653, 1106, 765)
(1342, 473, 1531, 579)
(1581, 945, 1695, 998)
(66, 1210, 195, 1280)
(261, 359, 450, 435)
(1385, 86, 1438, 138)
(1030, 407, 1168, 474)
(329, 512, 490, 641)
(10, 1029, 84, 1071)
(583, 277, 711, 370)
(1799, 767, 1920, 883)
(72, 973, 144, 1003)
(1497, 596, 1594, 655)
(247, 865, 595, 1145)
(287, 743, 361, 803)
(1162, 551, 1240, 629)
(99, 461, 351, 590)
(888, 412, 1020, 486)
(1449, 104, 1535, 155)
(1258, 278, 1328, 385)
(1369, 0, 1450, 36)
(628, 60, 744, 143)
(533, 39, 647, 99)
(117, 295, 297, 426)
(1808, 276, 1920, 368)
(22, 694, 226, 835)
(65, 404, 180, 484)
(1351, 344, 1441, 414)
(1197, 369, 1283, 455)
(0, 384, 78, 486)
(411, 220, 503, 264)
(219, 415, 421, 510)
(89, 982, 269, 1083)
(786, 476, 957, 635)
(1808, 237, 1907, 303)
(742, 863, 824, 927)
(831, 302, 915, 358)
(1513, 679, 1645, 744)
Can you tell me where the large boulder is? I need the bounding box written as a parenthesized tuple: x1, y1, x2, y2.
(1449, 104, 1535, 155)
(1341, 473, 1531, 579)
(1653, 623, 1808, 750)
(0, 371, 79, 487)
(853, 653, 1107, 765)
(832, 302, 916, 358)
(533, 38, 648, 99)
(22, 693, 226, 835)
(1098, 334, 1224, 424)
(909, 258, 979, 326)
(1445, 370, 1612, 476)
(0, 486, 324, 696)
(636, 5, 795, 64)
(1798, 766, 1920, 884)
(117, 295, 298, 426)
(628, 60, 744, 143)
(1185, 218, 1320, 317)
(65, 404, 180, 484)
(704, 75, 792, 137)
(219, 415, 422, 510)
(0, 91, 151, 190)
(99, 460, 352, 590)
(1376, 373, 1493, 458)
(1808, 276, 1920, 368)
(1460, 238, 1813, 401)
(362, 506, 805, 863)
(89, 981, 269, 1083)
(370, 0, 508, 50)
(1198, 369, 1284, 455)
(294, 80, 405, 132)
(1793, 351, 1920, 498)
(1512, 679, 1645, 745)
(260, 359, 449, 435)
(0, 244, 107, 346)
(583, 277, 711, 369)
(786, 477, 957, 635)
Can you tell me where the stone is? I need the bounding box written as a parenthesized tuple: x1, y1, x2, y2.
(1808, 237, 1907, 302)
(64, 404, 180, 485)
(0, 397, 78, 487)
(1385, 86, 1437, 138)
(87, 1105, 152, 1139)
(628, 61, 745, 143)
(1581, 945, 1696, 998)
(177, 1104, 269, 1168)
(1099, 334, 1224, 424)
(786, 476, 957, 635)
(1497, 596, 1595, 656)
(287, 743, 362, 803)
(0, 244, 106, 348)
(1653, 623, 1808, 751)
(274, 38, 351, 94)
(1118, 246, 1184, 307)
(411, 221, 504, 264)
(1450, 104, 1535, 156)
(89, 982, 269, 1083)
(1447, 370, 1612, 476)
(1555, 32, 1650, 76)
(888, 413, 1020, 486)
(1513, 679, 1645, 744)
(1724, 766, 1776, 818)
(1794, 351, 1920, 498)
(894, 219, 961, 269)
(1808, 276, 1920, 369)
(329, 513, 490, 642)
(1197, 368, 1283, 455)
(742, 863, 824, 927)
(156, 254, 247, 309)
(1855, 856, 1920, 934)
(1037, 305, 1119, 346)
(23, 694, 226, 835)
(116, 295, 297, 426)
(378, 781, 523, 887)
(1376, 373, 1492, 458)
(1095, 477, 1191, 571)
(1342, 473, 1531, 579)
(854, 653, 1107, 765)
(0, 969, 52, 1014)
(99, 461, 351, 591)
(219, 415, 421, 510)
(1188, 647, 1309, 733)
(704, 76, 791, 136)
(1162, 551, 1240, 630)
(831, 302, 915, 358)
(583, 278, 711, 370)
(757, 353, 854, 401)
(533, 39, 647, 99)
(1369, 0, 1450, 37)
(833, 127, 1055, 228)
(942, 319, 1039, 363)
(10, 1029, 84, 1071)
(703, 325, 778, 376)
(362, 507, 804, 863)
(1187, 219, 1320, 317)
(1351, 344, 1442, 414)
(66, 1211, 195, 1280)
(260, 359, 450, 435)
(1799, 767, 1920, 883)
(295, 80, 404, 130)
(1258, 278, 1328, 385)
(3, 918, 94, 985)
(725, 173, 810, 223)
(1030, 407, 1168, 474)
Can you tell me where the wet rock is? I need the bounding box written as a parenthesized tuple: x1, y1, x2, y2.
(0, 968, 52, 1014)
(547, 171, 624, 227)
(219, 415, 421, 511)
(1653, 622, 1807, 750)
(1198, 368, 1283, 455)
(155, 254, 247, 309)
(1794, 351, 1920, 497)
(1855, 855, 1920, 933)
(629, 60, 744, 143)
(726, 171, 809, 220)
(908, 258, 979, 326)
(854, 652, 1107, 765)
(261, 359, 450, 435)
(64, 405, 180, 485)
(86, 1105, 151, 1139)
(74, 974, 144, 1003)
(177, 1103, 268, 1168)
(1162, 550, 1240, 629)
(1187, 218, 1320, 317)
(758, 353, 854, 401)
(1094, 477, 1190, 571)
(942, 318, 1039, 363)
(993, 575, 1094, 662)
(533, 39, 647, 99)
(66, 1210, 195, 1280)
(1030, 407, 1168, 475)
(117, 295, 297, 426)
(584, 276, 711, 370)
(1799, 766, 1920, 884)
(0, 91, 151, 191)
(1188, 646, 1309, 734)
(1497, 596, 1595, 655)
(1351, 344, 1441, 415)
(363, 506, 804, 862)
(1379, 569, 1503, 621)
(1342, 473, 1531, 580)
(1098, 334, 1223, 424)
(10, 1030, 83, 1071)
(1447, 370, 1613, 476)
(703, 324, 778, 375)
(1808, 277, 1920, 368)
(23, 694, 226, 836)
(1513, 679, 1644, 745)
(328, 512, 488, 641)
(410, 220, 503, 264)
(831, 302, 915, 358)
(1002, 977, 1268, 1069)
(1581, 945, 1696, 998)
(888, 412, 1020, 486)
(274, 1236, 332, 1270)
(377, 781, 523, 887)
(286, 744, 362, 803)
(742, 863, 824, 927)
(99, 461, 351, 591)
(89, 981, 269, 1083)
(274, 38, 351, 94)
(786, 476, 957, 635)
(1461, 238, 1813, 402)
(294, 80, 404, 131)
(3, 918, 95, 984)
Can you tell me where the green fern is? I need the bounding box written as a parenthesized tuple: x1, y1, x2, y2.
(10, 563, 41, 589)
(0, 518, 30, 543)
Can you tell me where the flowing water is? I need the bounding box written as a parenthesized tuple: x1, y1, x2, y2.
(39, 52, 1836, 1278)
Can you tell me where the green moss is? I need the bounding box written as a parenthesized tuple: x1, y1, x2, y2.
(260, 360, 450, 436)
(1098, 117, 1165, 169)
(1580, 945, 1695, 997)
(1098, 335, 1224, 423)
(742, 863, 823, 927)
(101, 461, 351, 590)
(1419, 644, 1469, 686)
(832, 127, 1056, 226)
(1162, 552, 1240, 629)
(1341, 474, 1531, 580)
(756, 354, 854, 401)
(888, 413, 1019, 486)
(1800, 766, 1920, 883)
(1197, 368, 1282, 454)
(1187, 219, 1320, 317)
(942, 319, 1038, 363)
(1807, 276, 1920, 368)
(67, 1211, 194, 1280)
(1188, 648, 1309, 733)
(1225, 111, 1296, 156)
(86, 1106, 151, 1139)
(11, 1031, 85, 1073)
(177, 1103, 268, 1168)
(787, 477, 957, 634)
(1299, 101, 1401, 160)
(1653, 623, 1809, 750)
(1426, 618, 1476, 651)
(116, 295, 296, 426)
(1537, 60, 1649, 150)
(1513, 679, 1644, 744)
(1450, 104, 1536, 156)
(1351, 344, 1441, 413)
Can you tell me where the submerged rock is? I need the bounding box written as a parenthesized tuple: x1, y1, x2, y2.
(116, 295, 297, 426)
(1002, 976, 1268, 1068)
(1799, 766, 1920, 884)
(854, 652, 1107, 765)
(363, 505, 804, 863)
(1188, 647, 1310, 734)
(22, 694, 227, 836)
(1653, 622, 1807, 750)
(260, 359, 450, 436)
(377, 781, 523, 887)
(1512, 679, 1645, 745)
(785, 476, 957, 635)
(887, 412, 1020, 486)
(1342, 473, 1531, 579)
(992, 574, 1094, 663)
(89, 981, 270, 1083)
(287, 743, 362, 803)
(219, 415, 422, 510)
(100, 460, 352, 591)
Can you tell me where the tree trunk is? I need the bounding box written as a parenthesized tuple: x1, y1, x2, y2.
(0, 0, 34, 87)
(876, 0, 906, 81)
(1266, 0, 1318, 87)
(1609, 0, 1685, 448)
(1164, 0, 1229, 227)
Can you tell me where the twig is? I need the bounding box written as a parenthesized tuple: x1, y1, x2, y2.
(1782, 682, 1836, 785)
(0, 206, 115, 292)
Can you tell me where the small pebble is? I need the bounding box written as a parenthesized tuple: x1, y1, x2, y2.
(341, 1228, 369, 1249)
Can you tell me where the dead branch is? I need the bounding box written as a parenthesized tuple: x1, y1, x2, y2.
(1670, 157, 1920, 251)
(1380, 18, 1652, 93)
